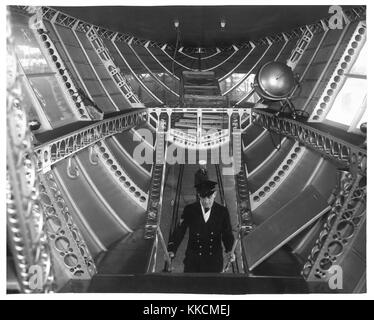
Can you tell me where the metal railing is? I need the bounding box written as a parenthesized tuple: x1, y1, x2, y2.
(144, 115, 169, 240)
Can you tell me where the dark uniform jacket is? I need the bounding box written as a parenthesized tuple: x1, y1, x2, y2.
(168, 201, 234, 273)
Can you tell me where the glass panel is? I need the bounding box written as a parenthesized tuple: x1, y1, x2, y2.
(219, 73, 246, 94)
(28, 75, 75, 124)
(356, 97, 367, 129)
(349, 42, 366, 75)
(20, 76, 42, 124)
(225, 73, 255, 102)
(326, 77, 366, 126)
(247, 91, 261, 104)
(11, 13, 52, 74)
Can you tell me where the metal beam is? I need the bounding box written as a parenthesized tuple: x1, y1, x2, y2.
(34, 109, 147, 173)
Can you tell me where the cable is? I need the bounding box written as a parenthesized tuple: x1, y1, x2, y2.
(171, 28, 181, 77)
(268, 129, 282, 151)
(215, 164, 226, 206)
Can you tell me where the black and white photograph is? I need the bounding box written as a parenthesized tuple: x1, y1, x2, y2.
(5, 1, 368, 299)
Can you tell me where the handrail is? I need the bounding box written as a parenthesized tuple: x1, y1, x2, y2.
(171, 165, 185, 234)
(34, 109, 147, 173)
(157, 226, 172, 271)
(215, 164, 226, 207)
(144, 115, 169, 239)
(164, 164, 184, 272)
(231, 113, 254, 273)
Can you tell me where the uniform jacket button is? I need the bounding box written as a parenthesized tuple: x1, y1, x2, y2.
(199, 253, 202, 256)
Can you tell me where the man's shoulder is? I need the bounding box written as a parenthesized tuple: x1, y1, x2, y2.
(214, 202, 227, 211)
(184, 202, 200, 212)
(213, 202, 229, 214)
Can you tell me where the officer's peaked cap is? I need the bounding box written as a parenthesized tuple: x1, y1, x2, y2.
(195, 180, 217, 198)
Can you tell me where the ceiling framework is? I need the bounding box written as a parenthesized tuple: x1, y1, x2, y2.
(15, 5, 366, 52)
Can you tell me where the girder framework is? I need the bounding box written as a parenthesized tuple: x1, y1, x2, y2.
(253, 109, 366, 284)
(302, 171, 366, 282)
(7, 10, 55, 292)
(30, 9, 93, 120)
(86, 27, 141, 105)
(13, 5, 366, 51)
(231, 114, 253, 233)
(39, 173, 97, 281)
(34, 110, 148, 173)
(8, 4, 367, 291)
(253, 110, 366, 175)
(144, 113, 168, 240)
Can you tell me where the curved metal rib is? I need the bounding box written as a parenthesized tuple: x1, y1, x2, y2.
(71, 21, 120, 111)
(178, 47, 222, 61)
(161, 47, 197, 71)
(201, 45, 240, 72)
(218, 45, 256, 82)
(144, 43, 180, 81)
(111, 37, 163, 104)
(53, 167, 107, 252)
(222, 43, 273, 96)
(75, 155, 134, 233)
(127, 41, 179, 97)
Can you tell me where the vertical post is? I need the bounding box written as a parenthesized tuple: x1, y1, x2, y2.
(198, 47, 202, 71)
(197, 108, 202, 144)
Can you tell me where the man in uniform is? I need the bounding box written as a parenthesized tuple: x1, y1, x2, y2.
(167, 180, 235, 273)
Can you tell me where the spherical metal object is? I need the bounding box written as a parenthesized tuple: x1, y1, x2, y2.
(360, 122, 367, 134)
(254, 61, 297, 100)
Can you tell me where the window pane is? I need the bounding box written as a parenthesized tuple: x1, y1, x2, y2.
(12, 12, 53, 74)
(325, 77, 366, 126)
(349, 41, 366, 75)
(28, 75, 75, 125)
(356, 98, 367, 129)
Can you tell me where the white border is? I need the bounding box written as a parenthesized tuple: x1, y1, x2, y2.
(2, 0, 372, 301)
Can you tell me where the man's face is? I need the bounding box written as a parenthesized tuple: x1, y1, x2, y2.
(199, 191, 216, 209)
